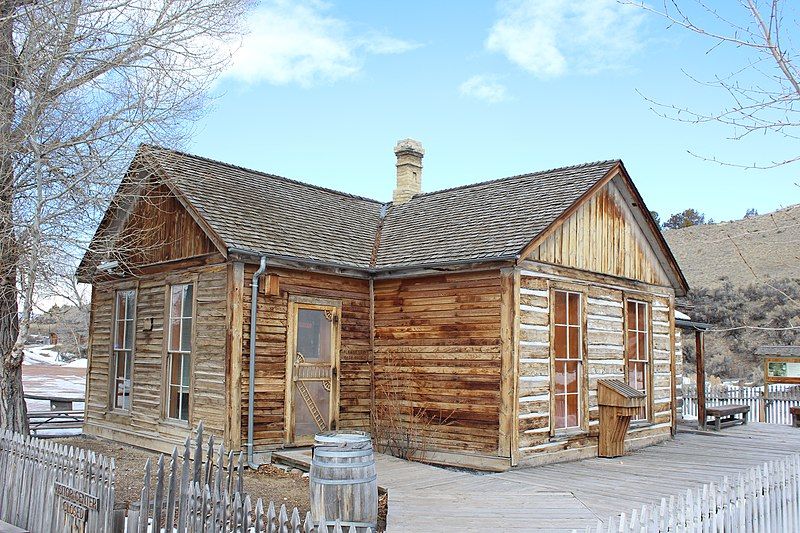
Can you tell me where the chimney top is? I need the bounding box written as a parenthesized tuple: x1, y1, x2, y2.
(392, 138, 424, 205)
(394, 138, 425, 157)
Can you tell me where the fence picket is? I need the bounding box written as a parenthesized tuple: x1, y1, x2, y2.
(573, 453, 800, 533)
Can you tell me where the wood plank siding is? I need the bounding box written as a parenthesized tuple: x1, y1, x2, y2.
(84, 182, 229, 452)
(115, 182, 218, 267)
(373, 271, 506, 466)
(84, 262, 229, 452)
(528, 180, 671, 287)
(240, 267, 373, 450)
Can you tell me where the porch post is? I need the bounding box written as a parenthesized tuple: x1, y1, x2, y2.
(695, 329, 706, 430)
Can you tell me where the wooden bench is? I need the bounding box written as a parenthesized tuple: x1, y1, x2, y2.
(791, 406, 800, 428)
(705, 404, 750, 430)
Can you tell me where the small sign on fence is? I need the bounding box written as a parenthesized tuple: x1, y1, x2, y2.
(55, 483, 100, 511)
(55, 482, 99, 531)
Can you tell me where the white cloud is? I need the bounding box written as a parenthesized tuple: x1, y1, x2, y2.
(486, 0, 644, 78)
(459, 75, 509, 103)
(224, 0, 419, 87)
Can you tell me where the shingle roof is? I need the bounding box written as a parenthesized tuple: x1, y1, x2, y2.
(151, 147, 385, 268)
(135, 146, 618, 270)
(374, 161, 618, 269)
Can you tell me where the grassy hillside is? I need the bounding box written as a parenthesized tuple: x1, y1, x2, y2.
(663, 204, 800, 289)
(663, 205, 800, 382)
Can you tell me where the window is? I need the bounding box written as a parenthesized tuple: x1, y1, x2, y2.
(111, 290, 136, 410)
(626, 300, 650, 420)
(166, 283, 193, 421)
(552, 290, 583, 430)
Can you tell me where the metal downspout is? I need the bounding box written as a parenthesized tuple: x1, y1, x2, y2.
(247, 256, 267, 468)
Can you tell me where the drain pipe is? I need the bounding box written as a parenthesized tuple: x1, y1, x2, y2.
(246, 256, 268, 469)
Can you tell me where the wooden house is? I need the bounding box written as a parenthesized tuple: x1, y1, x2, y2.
(78, 140, 688, 470)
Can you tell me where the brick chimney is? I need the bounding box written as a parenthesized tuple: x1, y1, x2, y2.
(392, 138, 424, 204)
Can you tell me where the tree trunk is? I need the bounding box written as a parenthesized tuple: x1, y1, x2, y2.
(0, 1, 27, 434)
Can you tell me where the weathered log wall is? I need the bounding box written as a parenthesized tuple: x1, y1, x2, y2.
(84, 261, 229, 453)
(240, 267, 372, 449)
(372, 271, 505, 466)
(515, 262, 676, 465)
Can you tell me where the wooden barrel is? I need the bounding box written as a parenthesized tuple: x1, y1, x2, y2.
(310, 431, 377, 531)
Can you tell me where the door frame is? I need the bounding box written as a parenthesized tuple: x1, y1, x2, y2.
(283, 295, 342, 446)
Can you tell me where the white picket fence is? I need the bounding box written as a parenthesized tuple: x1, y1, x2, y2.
(126, 422, 375, 533)
(0, 428, 116, 532)
(576, 454, 800, 532)
(683, 384, 800, 424)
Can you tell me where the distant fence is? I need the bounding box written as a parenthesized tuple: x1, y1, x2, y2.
(25, 393, 85, 437)
(683, 384, 800, 424)
(577, 454, 800, 532)
(0, 428, 116, 531)
(126, 422, 374, 533)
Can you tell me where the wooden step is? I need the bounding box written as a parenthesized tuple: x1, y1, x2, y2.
(271, 448, 313, 472)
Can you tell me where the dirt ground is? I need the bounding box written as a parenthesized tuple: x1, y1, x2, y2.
(56, 435, 311, 514)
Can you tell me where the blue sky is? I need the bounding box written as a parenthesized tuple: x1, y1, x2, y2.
(188, 0, 799, 223)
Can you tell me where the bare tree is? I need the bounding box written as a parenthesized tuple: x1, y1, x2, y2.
(0, 0, 251, 433)
(629, 0, 800, 168)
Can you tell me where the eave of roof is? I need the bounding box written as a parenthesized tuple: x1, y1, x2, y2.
(79, 145, 690, 293)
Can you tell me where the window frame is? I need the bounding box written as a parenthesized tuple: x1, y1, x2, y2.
(109, 287, 137, 412)
(549, 284, 588, 435)
(624, 296, 654, 422)
(162, 278, 197, 424)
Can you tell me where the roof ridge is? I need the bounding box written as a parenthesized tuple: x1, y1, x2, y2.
(140, 143, 385, 205)
(408, 159, 621, 200)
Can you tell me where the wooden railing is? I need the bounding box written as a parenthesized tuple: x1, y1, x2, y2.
(683, 384, 800, 424)
(24, 393, 85, 436)
(577, 454, 800, 532)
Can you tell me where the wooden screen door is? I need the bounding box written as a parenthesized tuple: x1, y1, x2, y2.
(285, 299, 340, 445)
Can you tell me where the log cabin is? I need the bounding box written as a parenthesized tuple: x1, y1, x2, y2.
(77, 140, 688, 470)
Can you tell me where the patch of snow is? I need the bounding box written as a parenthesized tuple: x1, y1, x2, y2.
(65, 358, 88, 369)
(23, 344, 86, 367)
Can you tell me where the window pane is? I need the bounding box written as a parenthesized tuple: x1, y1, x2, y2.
(124, 352, 132, 381)
(169, 385, 180, 419)
(568, 326, 580, 359)
(565, 361, 579, 393)
(627, 301, 637, 330)
(170, 354, 182, 387)
(179, 392, 189, 420)
(125, 291, 136, 319)
(297, 309, 331, 361)
(124, 319, 135, 350)
(637, 331, 647, 359)
(114, 318, 125, 350)
(115, 352, 125, 380)
(171, 286, 183, 320)
(553, 325, 567, 359)
(568, 293, 580, 325)
(554, 396, 565, 429)
(182, 285, 194, 318)
(566, 393, 578, 427)
(181, 318, 192, 351)
(626, 330, 637, 358)
(554, 361, 565, 394)
(169, 318, 181, 352)
(554, 291, 567, 325)
(637, 302, 646, 330)
(181, 354, 191, 387)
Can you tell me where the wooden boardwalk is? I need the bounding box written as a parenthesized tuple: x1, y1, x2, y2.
(274, 423, 800, 532)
